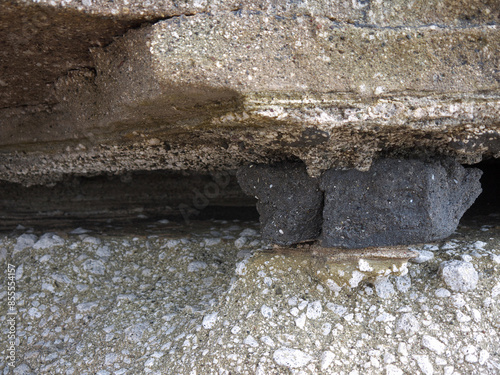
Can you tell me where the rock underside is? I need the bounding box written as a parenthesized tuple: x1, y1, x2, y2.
(0, 0, 499, 186)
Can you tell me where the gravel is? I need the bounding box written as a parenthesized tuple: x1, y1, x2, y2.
(0, 218, 499, 374)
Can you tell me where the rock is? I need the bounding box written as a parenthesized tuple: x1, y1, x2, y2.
(14, 234, 38, 254)
(202, 312, 218, 329)
(33, 233, 65, 250)
(439, 260, 479, 292)
(413, 250, 435, 264)
(237, 163, 323, 245)
(320, 158, 482, 248)
(422, 335, 446, 355)
(273, 348, 312, 369)
(413, 355, 434, 375)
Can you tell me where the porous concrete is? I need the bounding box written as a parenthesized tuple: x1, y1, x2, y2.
(320, 158, 483, 248)
(237, 163, 322, 245)
(0, 217, 499, 374)
(1, 2, 499, 186)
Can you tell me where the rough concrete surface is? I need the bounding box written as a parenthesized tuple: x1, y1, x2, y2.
(1, 2, 499, 185)
(0, 217, 499, 374)
(237, 163, 322, 245)
(320, 158, 483, 248)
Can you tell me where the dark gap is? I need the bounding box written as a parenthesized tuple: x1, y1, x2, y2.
(0, 158, 497, 232)
(0, 170, 258, 232)
(462, 158, 500, 220)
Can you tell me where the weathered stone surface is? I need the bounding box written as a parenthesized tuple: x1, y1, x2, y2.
(320, 158, 482, 248)
(237, 163, 322, 245)
(0, 6, 499, 186)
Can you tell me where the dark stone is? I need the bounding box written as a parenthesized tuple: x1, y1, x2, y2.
(237, 163, 323, 245)
(319, 158, 483, 248)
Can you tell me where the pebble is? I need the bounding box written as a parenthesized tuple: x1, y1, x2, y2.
(396, 313, 420, 333)
(439, 260, 479, 292)
(413, 355, 434, 375)
(260, 304, 273, 318)
(422, 335, 446, 355)
(202, 312, 218, 329)
(320, 351, 335, 370)
(14, 233, 37, 254)
(33, 233, 65, 249)
(413, 250, 434, 263)
(187, 261, 207, 272)
(305, 301, 322, 320)
(273, 348, 312, 369)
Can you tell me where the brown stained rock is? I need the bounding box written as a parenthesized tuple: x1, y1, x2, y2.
(0, 4, 499, 186)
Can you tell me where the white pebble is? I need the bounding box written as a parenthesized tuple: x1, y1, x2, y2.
(320, 351, 335, 370)
(306, 301, 322, 320)
(244, 335, 259, 347)
(434, 288, 451, 298)
(422, 335, 446, 355)
(273, 348, 312, 369)
(439, 260, 478, 292)
(14, 234, 37, 254)
(413, 355, 434, 375)
(33, 233, 65, 249)
(260, 336, 275, 347)
(374, 277, 395, 299)
(260, 304, 273, 318)
(396, 313, 420, 334)
(295, 313, 306, 329)
(385, 364, 403, 375)
(187, 261, 207, 272)
(202, 312, 218, 329)
(413, 250, 434, 263)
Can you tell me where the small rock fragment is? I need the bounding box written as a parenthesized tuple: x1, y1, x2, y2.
(202, 312, 218, 329)
(422, 335, 446, 355)
(14, 234, 37, 254)
(439, 260, 479, 292)
(273, 348, 312, 369)
(306, 301, 322, 320)
(413, 355, 434, 375)
(33, 233, 65, 249)
(320, 351, 335, 370)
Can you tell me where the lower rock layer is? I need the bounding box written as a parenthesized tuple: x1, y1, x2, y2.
(237, 159, 483, 248)
(236, 163, 323, 246)
(320, 158, 482, 248)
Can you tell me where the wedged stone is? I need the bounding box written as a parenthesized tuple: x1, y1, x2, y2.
(320, 158, 482, 248)
(237, 163, 322, 245)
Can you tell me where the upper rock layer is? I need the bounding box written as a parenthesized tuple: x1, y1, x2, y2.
(0, 2, 499, 185)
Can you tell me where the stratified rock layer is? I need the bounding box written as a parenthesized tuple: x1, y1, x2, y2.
(320, 159, 483, 248)
(237, 163, 323, 245)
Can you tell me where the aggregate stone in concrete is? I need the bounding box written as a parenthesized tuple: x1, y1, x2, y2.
(237, 163, 322, 245)
(1, 217, 499, 374)
(439, 260, 479, 292)
(320, 158, 483, 248)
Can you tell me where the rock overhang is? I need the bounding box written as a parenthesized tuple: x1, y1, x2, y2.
(0, 5, 499, 186)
